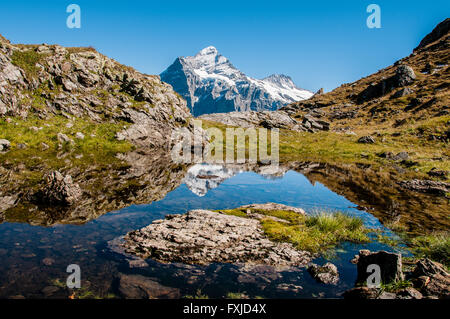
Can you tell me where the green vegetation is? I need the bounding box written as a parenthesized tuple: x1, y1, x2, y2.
(11, 49, 47, 79)
(409, 233, 449, 268)
(184, 289, 209, 299)
(201, 119, 450, 174)
(217, 208, 370, 253)
(381, 280, 413, 293)
(0, 115, 133, 157)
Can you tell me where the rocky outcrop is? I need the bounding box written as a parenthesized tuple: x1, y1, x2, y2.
(199, 110, 330, 133)
(39, 171, 82, 206)
(415, 18, 450, 51)
(354, 250, 404, 284)
(120, 207, 312, 267)
(412, 258, 450, 298)
(398, 179, 450, 196)
(345, 251, 450, 299)
(357, 65, 416, 103)
(427, 168, 448, 180)
(0, 36, 195, 149)
(308, 263, 339, 285)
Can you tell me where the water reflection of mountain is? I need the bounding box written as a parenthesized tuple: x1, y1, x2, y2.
(1, 156, 448, 234)
(183, 163, 288, 196)
(184, 162, 449, 234)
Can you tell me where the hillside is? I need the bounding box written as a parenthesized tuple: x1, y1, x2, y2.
(0, 35, 194, 149)
(282, 19, 449, 143)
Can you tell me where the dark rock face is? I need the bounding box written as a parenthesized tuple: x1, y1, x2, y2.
(354, 250, 404, 285)
(40, 171, 82, 206)
(357, 65, 416, 103)
(117, 274, 180, 299)
(357, 136, 376, 144)
(120, 207, 313, 267)
(398, 179, 450, 196)
(427, 169, 448, 179)
(415, 18, 450, 51)
(308, 263, 339, 285)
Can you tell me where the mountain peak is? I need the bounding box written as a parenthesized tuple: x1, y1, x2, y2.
(262, 74, 298, 89)
(161, 48, 313, 116)
(197, 46, 218, 56)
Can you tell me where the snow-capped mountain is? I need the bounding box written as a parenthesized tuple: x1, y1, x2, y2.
(160, 46, 313, 116)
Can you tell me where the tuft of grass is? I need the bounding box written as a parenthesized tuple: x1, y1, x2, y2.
(381, 280, 413, 293)
(409, 233, 449, 268)
(218, 208, 370, 254)
(262, 211, 369, 253)
(184, 289, 209, 299)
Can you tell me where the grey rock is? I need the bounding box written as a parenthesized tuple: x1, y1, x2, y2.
(117, 274, 180, 299)
(308, 262, 339, 285)
(396, 287, 423, 299)
(200, 110, 329, 133)
(357, 65, 416, 103)
(0, 195, 17, 213)
(343, 287, 380, 299)
(57, 133, 73, 144)
(398, 179, 450, 196)
(357, 136, 376, 144)
(40, 171, 82, 206)
(120, 207, 313, 267)
(75, 132, 85, 140)
(0, 139, 11, 151)
(393, 152, 409, 161)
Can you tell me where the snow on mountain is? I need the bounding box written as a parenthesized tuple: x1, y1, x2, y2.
(183, 163, 288, 197)
(160, 46, 313, 116)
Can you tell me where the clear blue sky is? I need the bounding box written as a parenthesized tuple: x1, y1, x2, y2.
(0, 1, 448, 92)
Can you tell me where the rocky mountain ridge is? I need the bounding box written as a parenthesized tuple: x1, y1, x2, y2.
(0, 34, 195, 149)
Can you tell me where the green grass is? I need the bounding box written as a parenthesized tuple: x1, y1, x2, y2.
(201, 118, 450, 175)
(217, 208, 370, 254)
(409, 233, 449, 268)
(183, 289, 209, 299)
(0, 115, 133, 157)
(381, 280, 413, 293)
(11, 49, 47, 79)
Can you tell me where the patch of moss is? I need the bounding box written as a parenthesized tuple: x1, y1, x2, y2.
(11, 49, 47, 79)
